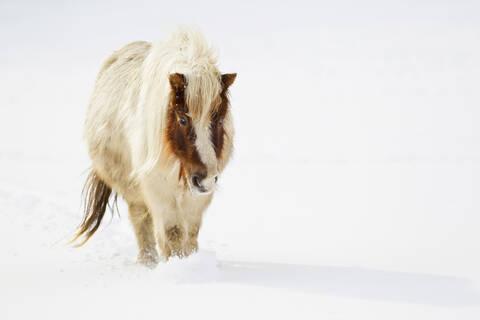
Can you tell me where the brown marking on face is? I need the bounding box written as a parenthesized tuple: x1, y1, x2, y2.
(166, 73, 206, 186)
(210, 73, 236, 159)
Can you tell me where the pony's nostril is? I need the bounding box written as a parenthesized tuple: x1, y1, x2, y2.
(214, 176, 218, 183)
(192, 175, 201, 188)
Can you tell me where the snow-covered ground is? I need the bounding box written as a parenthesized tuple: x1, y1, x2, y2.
(1, 1, 479, 318)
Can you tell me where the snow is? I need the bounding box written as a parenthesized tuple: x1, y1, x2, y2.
(1, 0, 480, 319)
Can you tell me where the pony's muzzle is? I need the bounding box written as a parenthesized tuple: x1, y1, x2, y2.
(192, 172, 217, 194)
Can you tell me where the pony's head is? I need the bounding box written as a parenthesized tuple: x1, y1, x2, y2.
(165, 72, 236, 194)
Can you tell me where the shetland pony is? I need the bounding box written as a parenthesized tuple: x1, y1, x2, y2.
(72, 27, 236, 267)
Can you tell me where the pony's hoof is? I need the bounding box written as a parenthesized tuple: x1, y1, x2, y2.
(137, 250, 160, 268)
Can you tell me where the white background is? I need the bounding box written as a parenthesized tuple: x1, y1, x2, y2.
(1, 0, 479, 319)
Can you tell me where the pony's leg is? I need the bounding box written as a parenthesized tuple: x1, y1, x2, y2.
(156, 221, 186, 260)
(153, 212, 199, 259)
(184, 221, 200, 256)
(150, 209, 187, 260)
(183, 196, 212, 256)
(128, 203, 159, 267)
(141, 183, 187, 260)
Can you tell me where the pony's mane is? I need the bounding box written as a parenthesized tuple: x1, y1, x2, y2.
(132, 27, 222, 178)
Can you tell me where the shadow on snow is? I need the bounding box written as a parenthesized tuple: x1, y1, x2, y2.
(178, 250, 480, 307)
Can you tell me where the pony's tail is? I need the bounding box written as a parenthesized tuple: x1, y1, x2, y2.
(70, 170, 117, 247)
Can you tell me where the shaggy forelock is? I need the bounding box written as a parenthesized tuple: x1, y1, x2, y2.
(185, 72, 222, 124)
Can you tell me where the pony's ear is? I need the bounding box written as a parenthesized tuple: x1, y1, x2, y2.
(221, 73, 237, 89)
(169, 73, 186, 91)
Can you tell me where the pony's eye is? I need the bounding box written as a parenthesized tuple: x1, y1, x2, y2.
(179, 118, 187, 126)
(218, 119, 224, 126)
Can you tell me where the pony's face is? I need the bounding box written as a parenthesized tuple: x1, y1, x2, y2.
(166, 73, 236, 194)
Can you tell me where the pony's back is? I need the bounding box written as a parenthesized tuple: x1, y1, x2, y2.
(85, 41, 151, 158)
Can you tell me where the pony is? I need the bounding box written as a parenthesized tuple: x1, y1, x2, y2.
(72, 27, 236, 267)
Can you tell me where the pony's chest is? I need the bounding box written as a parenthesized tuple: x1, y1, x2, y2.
(175, 191, 214, 216)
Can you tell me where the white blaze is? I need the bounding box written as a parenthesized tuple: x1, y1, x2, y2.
(193, 121, 218, 178)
